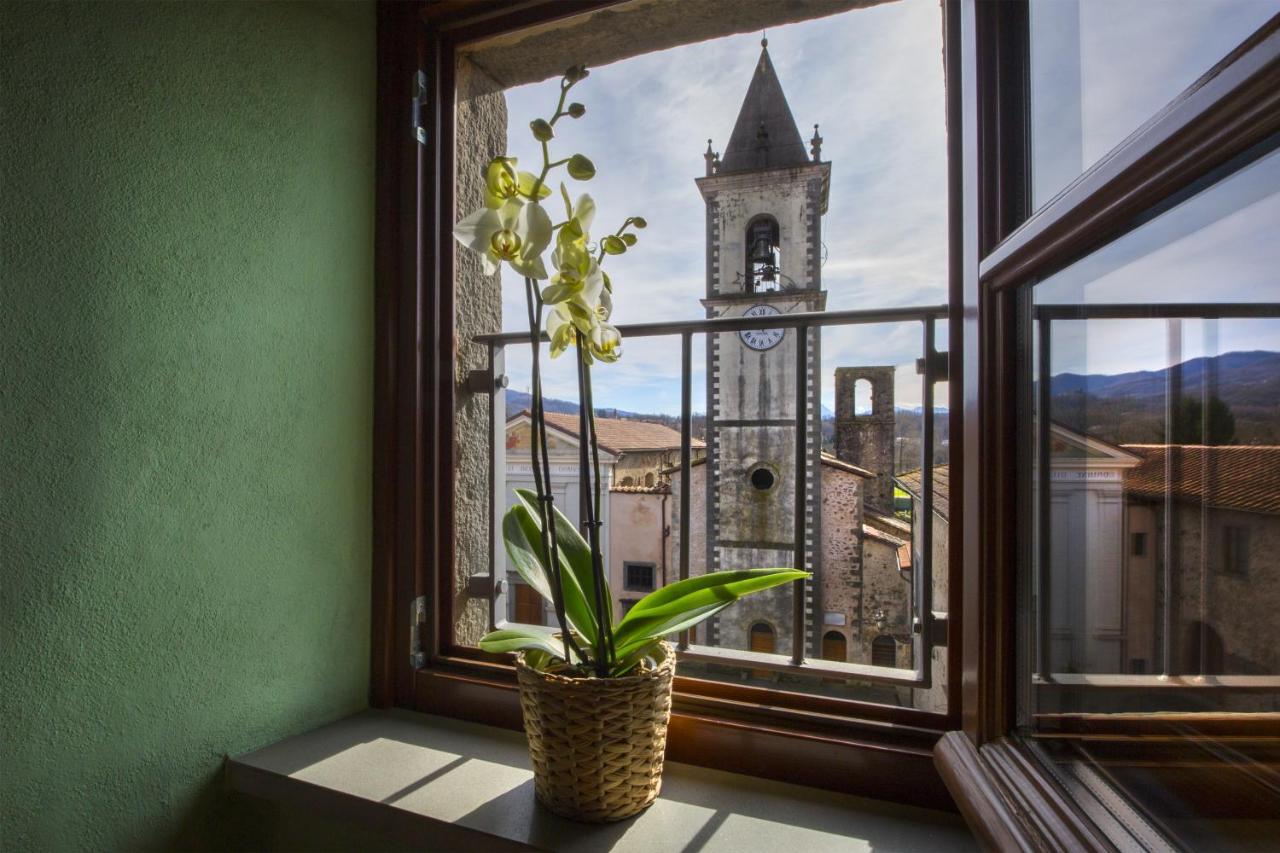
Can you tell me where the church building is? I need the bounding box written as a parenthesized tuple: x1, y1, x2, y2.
(668, 39, 918, 681)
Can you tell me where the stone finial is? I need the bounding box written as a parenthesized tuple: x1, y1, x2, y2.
(704, 138, 718, 176)
(810, 123, 823, 161)
(761, 32, 768, 49)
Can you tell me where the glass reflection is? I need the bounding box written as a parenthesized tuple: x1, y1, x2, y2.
(1030, 0, 1276, 207)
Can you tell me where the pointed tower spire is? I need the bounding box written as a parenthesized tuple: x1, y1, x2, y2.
(719, 39, 809, 173)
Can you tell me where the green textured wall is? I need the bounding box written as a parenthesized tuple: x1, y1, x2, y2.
(1, 2, 374, 849)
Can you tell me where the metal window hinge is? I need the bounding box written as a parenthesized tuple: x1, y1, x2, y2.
(916, 350, 949, 382)
(466, 574, 505, 598)
(410, 595, 426, 669)
(915, 611, 949, 647)
(465, 368, 508, 395)
(412, 70, 428, 146)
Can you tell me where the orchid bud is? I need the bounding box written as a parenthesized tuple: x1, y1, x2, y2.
(622, 233, 637, 246)
(530, 119, 554, 142)
(567, 102, 586, 119)
(567, 154, 595, 181)
(564, 65, 589, 85)
(602, 235, 627, 255)
(631, 217, 647, 228)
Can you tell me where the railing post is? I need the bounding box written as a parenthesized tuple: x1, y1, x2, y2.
(1036, 315, 1052, 679)
(1162, 318, 1183, 677)
(918, 317, 936, 686)
(792, 324, 808, 665)
(679, 332, 692, 651)
(489, 342, 507, 629)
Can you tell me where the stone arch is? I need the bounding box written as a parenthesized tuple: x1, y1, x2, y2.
(749, 621, 775, 655)
(644, 472, 655, 487)
(854, 378, 873, 415)
(745, 214, 781, 292)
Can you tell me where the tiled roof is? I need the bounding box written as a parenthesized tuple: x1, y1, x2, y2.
(898, 445, 1280, 520)
(1121, 445, 1280, 515)
(511, 410, 705, 454)
(862, 523, 907, 548)
(865, 510, 912, 538)
(894, 466, 951, 520)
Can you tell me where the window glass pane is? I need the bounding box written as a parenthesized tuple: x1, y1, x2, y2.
(1029, 0, 1275, 208)
(452, 0, 949, 713)
(1022, 145, 1280, 850)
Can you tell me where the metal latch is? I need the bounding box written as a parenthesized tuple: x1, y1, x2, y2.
(916, 350, 949, 382)
(466, 368, 508, 395)
(412, 70, 428, 146)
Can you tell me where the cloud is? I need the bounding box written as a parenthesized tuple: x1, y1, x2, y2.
(491, 0, 950, 413)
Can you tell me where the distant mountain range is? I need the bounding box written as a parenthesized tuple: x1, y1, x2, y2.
(1048, 350, 1279, 408)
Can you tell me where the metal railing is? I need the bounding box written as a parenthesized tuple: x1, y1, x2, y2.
(473, 304, 949, 689)
(1031, 301, 1280, 689)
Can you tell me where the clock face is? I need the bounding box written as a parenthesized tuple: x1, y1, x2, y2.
(739, 304, 784, 351)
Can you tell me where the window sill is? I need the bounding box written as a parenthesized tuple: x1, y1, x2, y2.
(227, 709, 975, 852)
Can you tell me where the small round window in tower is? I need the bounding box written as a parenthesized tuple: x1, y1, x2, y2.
(748, 465, 777, 492)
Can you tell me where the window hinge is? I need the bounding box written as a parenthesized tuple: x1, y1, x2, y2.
(916, 350, 949, 382)
(467, 574, 504, 598)
(465, 368, 508, 395)
(412, 70, 428, 146)
(410, 595, 426, 669)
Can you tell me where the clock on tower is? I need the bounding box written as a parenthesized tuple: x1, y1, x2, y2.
(694, 37, 830, 658)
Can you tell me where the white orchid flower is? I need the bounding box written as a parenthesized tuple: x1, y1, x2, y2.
(453, 198, 552, 279)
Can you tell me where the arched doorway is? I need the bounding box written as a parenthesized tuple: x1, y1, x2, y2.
(871, 635, 897, 668)
(749, 622, 775, 679)
(821, 630, 847, 662)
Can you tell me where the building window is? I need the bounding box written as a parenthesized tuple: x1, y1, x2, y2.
(821, 631, 847, 662)
(620, 599, 640, 614)
(871, 635, 897, 668)
(1130, 532, 1146, 557)
(1221, 525, 1249, 576)
(644, 472, 655, 488)
(624, 562, 655, 592)
(745, 215, 781, 293)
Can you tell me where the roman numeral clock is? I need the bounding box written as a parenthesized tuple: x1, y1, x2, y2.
(693, 36, 830, 656)
(740, 304, 784, 351)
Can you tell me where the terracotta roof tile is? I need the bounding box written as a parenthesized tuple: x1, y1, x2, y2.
(511, 410, 705, 454)
(1121, 445, 1280, 515)
(894, 466, 950, 520)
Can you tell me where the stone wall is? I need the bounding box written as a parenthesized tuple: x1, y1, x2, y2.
(834, 365, 896, 512)
(609, 490, 669, 619)
(818, 467, 865, 659)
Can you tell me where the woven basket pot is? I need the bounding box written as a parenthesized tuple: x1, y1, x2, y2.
(515, 642, 675, 823)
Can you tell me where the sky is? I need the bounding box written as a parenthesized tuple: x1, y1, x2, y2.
(492, 0, 949, 414)
(478, 0, 1277, 415)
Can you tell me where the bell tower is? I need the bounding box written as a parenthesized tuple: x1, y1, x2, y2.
(696, 38, 830, 658)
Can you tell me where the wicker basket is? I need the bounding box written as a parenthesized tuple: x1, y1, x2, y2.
(515, 642, 675, 823)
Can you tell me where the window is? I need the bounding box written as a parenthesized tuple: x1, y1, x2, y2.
(624, 562, 655, 592)
(745, 216, 782, 293)
(1129, 532, 1146, 556)
(378, 0, 957, 808)
(1221, 525, 1250, 576)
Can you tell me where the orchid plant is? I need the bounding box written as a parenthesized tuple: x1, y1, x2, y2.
(455, 66, 807, 678)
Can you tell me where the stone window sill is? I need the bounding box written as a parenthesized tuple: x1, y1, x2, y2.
(226, 709, 975, 851)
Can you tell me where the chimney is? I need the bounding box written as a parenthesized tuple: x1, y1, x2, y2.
(834, 366, 896, 514)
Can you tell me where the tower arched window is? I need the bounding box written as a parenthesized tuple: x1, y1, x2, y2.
(745, 215, 781, 293)
(872, 635, 897, 668)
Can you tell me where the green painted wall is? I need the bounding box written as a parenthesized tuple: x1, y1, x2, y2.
(2, 3, 375, 849)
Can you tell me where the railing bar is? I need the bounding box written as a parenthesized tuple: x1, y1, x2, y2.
(678, 646, 922, 688)
(918, 318, 935, 686)
(678, 332, 692, 652)
(488, 342, 505, 631)
(473, 304, 950, 345)
(1034, 302, 1280, 321)
(1037, 316, 1052, 679)
(792, 324, 808, 666)
(1163, 319, 1183, 677)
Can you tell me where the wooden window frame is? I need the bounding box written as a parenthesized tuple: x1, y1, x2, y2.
(939, 2, 1280, 848)
(372, 0, 966, 810)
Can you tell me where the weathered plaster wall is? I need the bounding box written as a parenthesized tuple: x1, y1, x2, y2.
(453, 56, 508, 647)
(819, 468, 866, 657)
(2, 3, 374, 849)
(609, 491, 668, 616)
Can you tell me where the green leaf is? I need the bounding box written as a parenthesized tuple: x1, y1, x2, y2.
(511, 489, 604, 646)
(502, 505, 552, 602)
(613, 569, 807, 653)
(479, 625, 579, 663)
(567, 154, 595, 180)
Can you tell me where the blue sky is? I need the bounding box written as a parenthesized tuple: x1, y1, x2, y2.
(485, 0, 1277, 414)
(494, 0, 948, 414)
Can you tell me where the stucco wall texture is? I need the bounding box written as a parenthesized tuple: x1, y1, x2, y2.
(2, 3, 374, 849)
